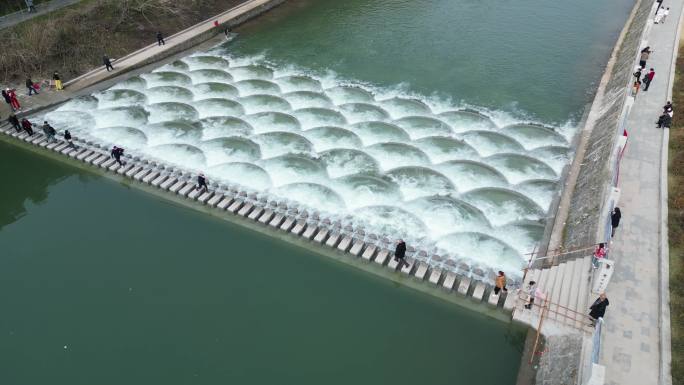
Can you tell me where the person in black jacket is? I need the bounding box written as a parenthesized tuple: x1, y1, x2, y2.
(589, 293, 609, 325)
(611, 207, 621, 237)
(111, 146, 125, 166)
(394, 239, 408, 268)
(26, 78, 39, 95)
(8, 114, 21, 132)
(103, 55, 114, 72)
(156, 32, 165, 46)
(196, 173, 208, 193)
(64, 129, 75, 148)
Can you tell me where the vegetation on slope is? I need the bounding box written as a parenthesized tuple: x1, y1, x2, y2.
(668, 42, 684, 385)
(0, 0, 244, 83)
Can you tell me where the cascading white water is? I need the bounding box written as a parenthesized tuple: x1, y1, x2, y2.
(43, 52, 574, 277)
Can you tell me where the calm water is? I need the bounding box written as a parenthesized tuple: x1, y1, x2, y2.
(234, 0, 634, 123)
(0, 142, 525, 384)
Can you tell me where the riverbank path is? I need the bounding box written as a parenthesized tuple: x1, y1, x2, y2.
(0, 0, 83, 30)
(599, 1, 681, 385)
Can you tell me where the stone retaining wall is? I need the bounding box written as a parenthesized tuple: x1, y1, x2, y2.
(559, 0, 652, 258)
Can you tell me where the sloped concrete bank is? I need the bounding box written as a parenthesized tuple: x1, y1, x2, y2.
(517, 1, 655, 385)
(548, 0, 652, 262)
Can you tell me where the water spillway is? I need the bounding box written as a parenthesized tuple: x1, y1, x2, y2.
(43, 53, 573, 278)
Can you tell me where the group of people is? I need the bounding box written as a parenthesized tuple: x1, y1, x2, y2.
(657, 100, 674, 128)
(6, 115, 73, 146)
(654, 2, 671, 24)
(633, 47, 656, 96)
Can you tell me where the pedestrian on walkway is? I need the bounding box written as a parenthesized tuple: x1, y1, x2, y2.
(7, 114, 21, 132)
(655, 6, 665, 23)
(639, 47, 652, 69)
(25, 0, 36, 13)
(111, 146, 125, 166)
(663, 101, 674, 115)
(196, 173, 208, 193)
(592, 243, 607, 269)
(64, 129, 75, 148)
(8, 89, 21, 111)
(494, 271, 508, 295)
(663, 7, 670, 22)
(21, 118, 34, 136)
(42, 121, 57, 142)
(524, 280, 537, 309)
(394, 239, 408, 269)
(611, 207, 621, 237)
(633, 66, 642, 82)
(2, 89, 12, 109)
(53, 72, 63, 90)
(26, 78, 39, 95)
(589, 293, 609, 325)
(632, 80, 642, 97)
(643, 68, 656, 91)
(657, 112, 672, 128)
(156, 32, 165, 46)
(103, 55, 114, 72)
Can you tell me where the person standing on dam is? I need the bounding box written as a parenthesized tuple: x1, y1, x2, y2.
(394, 239, 408, 269)
(7, 114, 21, 132)
(42, 121, 56, 142)
(20, 118, 33, 136)
(64, 130, 75, 148)
(156, 32, 165, 46)
(196, 173, 208, 193)
(103, 55, 114, 72)
(111, 146, 125, 166)
(643, 68, 656, 91)
(494, 271, 508, 295)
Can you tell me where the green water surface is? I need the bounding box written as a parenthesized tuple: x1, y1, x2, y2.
(232, 0, 635, 123)
(0, 142, 525, 384)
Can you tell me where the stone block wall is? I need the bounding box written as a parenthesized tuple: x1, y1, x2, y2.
(562, 0, 651, 254)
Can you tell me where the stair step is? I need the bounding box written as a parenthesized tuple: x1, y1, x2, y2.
(556, 260, 575, 321)
(549, 264, 566, 317)
(575, 256, 592, 329)
(566, 257, 585, 326)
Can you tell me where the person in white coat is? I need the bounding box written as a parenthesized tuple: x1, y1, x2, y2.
(655, 6, 665, 24)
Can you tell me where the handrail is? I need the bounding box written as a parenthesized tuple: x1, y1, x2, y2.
(529, 299, 550, 364)
(516, 291, 593, 330)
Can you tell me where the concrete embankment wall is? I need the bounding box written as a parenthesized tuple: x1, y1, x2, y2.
(552, 0, 652, 260)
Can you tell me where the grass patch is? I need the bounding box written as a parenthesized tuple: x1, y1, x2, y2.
(668, 43, 684, 385)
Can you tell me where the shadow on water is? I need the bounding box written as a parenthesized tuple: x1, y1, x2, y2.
(0, 141, 95, 230)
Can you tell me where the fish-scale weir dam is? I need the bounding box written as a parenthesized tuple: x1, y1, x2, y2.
(37, 49, 574, 291)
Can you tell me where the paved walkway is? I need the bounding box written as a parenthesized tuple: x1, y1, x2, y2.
(599, 1, 680, 385)
(0, 0, 83, 30)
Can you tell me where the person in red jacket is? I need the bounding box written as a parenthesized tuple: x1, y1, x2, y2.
(643, 68, 656, 91)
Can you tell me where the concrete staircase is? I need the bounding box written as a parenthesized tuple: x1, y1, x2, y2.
(512, 255, 594, 332)
(513, 256, 591, 332)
